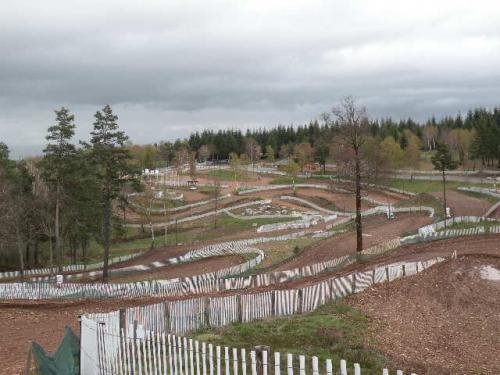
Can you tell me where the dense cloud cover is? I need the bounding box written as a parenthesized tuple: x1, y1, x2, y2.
(1, 0, 500, 157)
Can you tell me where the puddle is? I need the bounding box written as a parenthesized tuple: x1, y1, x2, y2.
(479, 265, 500, 281)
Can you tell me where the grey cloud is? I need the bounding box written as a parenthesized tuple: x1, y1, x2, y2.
(1, 0, 500, 158)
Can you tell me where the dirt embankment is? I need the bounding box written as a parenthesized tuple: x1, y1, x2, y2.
(348, 255, 500, 375)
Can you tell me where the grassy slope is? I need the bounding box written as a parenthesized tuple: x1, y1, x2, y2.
(192, 302, 390, 373)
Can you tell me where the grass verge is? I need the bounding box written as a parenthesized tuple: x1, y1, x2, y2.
(191, 301, 389, 373)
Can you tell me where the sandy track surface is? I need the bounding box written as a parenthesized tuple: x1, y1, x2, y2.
(348, 255, 500, 375)
(430, 190, 492, 216)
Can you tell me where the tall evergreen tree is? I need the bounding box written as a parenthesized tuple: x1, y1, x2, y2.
(41, 108, 76, 271)
(87, 105, 136, 282)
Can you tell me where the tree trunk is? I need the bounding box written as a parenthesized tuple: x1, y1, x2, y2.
(48, 228, 54, 275)
(102, 190, 111, 282)
(34, 240, 39, 266)
(442, 168, 447, 228)
(25, 242, 30, 269)
(55, 180, 62, 272)
(355, 152, 363, 253)
(15, 223, 25, 279)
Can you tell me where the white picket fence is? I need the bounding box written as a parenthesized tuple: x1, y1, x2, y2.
(125, 200, 273, 229)
(418, 215, 498, 235)
(130, 194, 232, 214)
(80, 255, 448, 374)
(0, 251, 143, 280)
(82, 325, 417, 375)
(457, 186, 500, 199)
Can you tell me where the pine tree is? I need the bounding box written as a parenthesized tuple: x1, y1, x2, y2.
(87, 105, 136, 282)
(41, 108, 76, 271)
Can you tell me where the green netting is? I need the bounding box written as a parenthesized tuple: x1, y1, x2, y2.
(31, 326, 80, 375)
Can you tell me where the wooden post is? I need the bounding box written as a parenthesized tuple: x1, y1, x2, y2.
(385, 266, 389, 282)
(354, 363, 361, 375)
(238, 294, 243, 322)
(119, 309, 126, 335)
(352, 273, 356, 294)
(204, 298, 211, 327)
(271, 291, 276, 317)
(165, 301, 171, 332)
(297, 289, 303, 314)
(402, 264, 406, 277)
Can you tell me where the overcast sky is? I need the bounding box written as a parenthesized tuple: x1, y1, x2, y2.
(1, 0, 499, 158)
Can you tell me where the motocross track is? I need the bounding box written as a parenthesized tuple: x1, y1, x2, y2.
(430, 189, 492, 216)
(273, 213, 432, 270)
(1, 235, 499, 374)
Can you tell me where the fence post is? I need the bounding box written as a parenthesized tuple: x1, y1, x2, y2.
(325, 359, 332, 375)
(340, 359, 347, 375)
(298, 355, 305, 375)
(297, 289, 303, 314)
(402, 264, 406, 277)
(271, 291, 276, 317)
(204, 298, 211, 327)
(238, 294, 243, 322)
(351, 273, 356, 294)
(385, 266, 389, 282)
(165, 301, 171, 332)
(311, 356, 319, 375)
(274, 352, 280, 375)
(119, 308, 126, 334)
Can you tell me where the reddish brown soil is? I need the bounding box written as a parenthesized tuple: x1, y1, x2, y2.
(347, 255, 500, 375)
(107, 255, 243, 283)
(430, 190, 492, 216)
(2, 235, 499, 374)
(0, 297, 168, 375)
(273, 213, 432, 270)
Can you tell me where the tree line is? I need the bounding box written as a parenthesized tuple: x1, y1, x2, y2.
(132, 107, 500, 172)
(0, 106, 138, 280)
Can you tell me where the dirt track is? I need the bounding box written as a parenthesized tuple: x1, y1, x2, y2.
(107, 255, 243, 283)
(273, 213, 432, 270)
(348, 255, 500, 375)
(430, 190, 492, 216)
(1, 235, 499, 374)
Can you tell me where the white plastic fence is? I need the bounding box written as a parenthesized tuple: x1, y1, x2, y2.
(0, 251, 143, 280)
(83, 328, 418, 375)
(80, 255, 447, 374)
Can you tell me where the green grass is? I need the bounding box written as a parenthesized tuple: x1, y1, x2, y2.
(459, 190, 499, 205)
(270, 176, 309, 185)
(191, 301, 390, 373)
(386, 178, 494, 194)
(207, 169, 254, 181)
(256, 237, 316, 270)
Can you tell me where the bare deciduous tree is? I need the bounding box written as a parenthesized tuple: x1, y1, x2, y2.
(332, 96, 370, 253)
